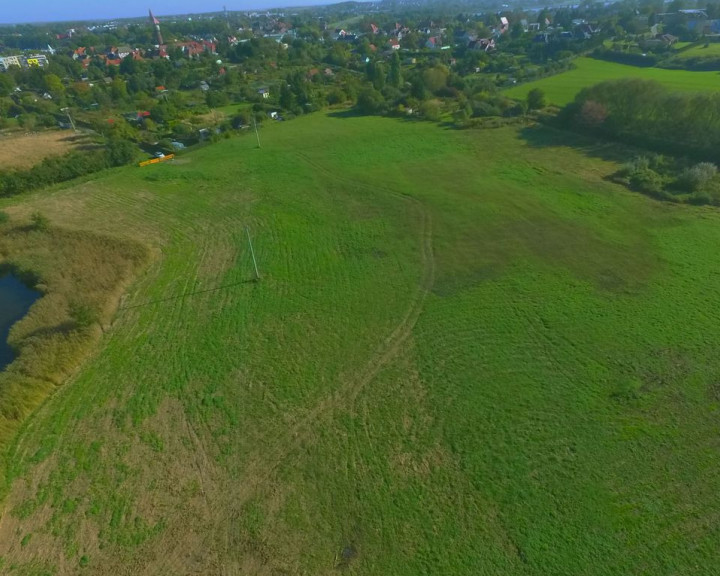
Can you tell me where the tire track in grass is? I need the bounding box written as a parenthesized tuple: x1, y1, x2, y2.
(151, 152, 436, 575)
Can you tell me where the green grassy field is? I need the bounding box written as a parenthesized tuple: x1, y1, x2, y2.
(506, 56, 720, 105)
(672, 41, 720, 59)
(1, 114, 720, 575)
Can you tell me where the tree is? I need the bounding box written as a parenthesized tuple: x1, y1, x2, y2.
(44, 74, 65, 98)
(110, 78, 128, 102)
(389, 51, 402, 89)
(527, 88, 546, 110)
(280, 82, 296, 111)
(422, 65, 449, 94)
(373, 61, 385, 91)
(356, 88, 386, 115)
(577, 100, 608, 127)
(106, 138, 136, 167)
(0, 74, 15, 97)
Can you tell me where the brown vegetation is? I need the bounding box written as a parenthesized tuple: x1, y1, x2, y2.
(0, 131, 97, 170)
(0, 211, 148, 490)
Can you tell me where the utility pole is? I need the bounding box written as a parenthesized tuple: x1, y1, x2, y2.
(246, 226, 260, 280)
(61, 107, 77, 133)
(253, 116, 261, 149)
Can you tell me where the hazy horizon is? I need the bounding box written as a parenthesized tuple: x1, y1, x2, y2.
(1, 0, 365, 25)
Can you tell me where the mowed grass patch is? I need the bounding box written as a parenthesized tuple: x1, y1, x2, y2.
(505, 56, 720, 105)
(0, 115, 719, 574)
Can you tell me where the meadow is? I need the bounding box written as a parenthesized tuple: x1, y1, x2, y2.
(505, 56, 720, 104)
(0, 113, 719, 575)
(670, 41, 720, 59)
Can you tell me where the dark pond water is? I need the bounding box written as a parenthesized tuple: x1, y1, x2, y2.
(0, 275, 40, 371)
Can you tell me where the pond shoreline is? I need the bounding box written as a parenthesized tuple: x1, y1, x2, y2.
(0, 274, 40, 371)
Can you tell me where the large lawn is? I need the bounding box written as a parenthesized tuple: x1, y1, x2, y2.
(506, 56, 720, 105)
(1, 114, 720, 575)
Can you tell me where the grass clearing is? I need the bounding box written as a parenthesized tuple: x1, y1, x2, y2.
(0, 114, 719, 574)
(505, 56, 720, 105)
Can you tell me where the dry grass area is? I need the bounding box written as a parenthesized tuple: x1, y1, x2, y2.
(0, 131, 96, 170)
(0, 214, 149, 482)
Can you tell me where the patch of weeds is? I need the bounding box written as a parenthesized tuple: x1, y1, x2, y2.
(13, 499, 37, 520)
(30, 211, 50, 232)
(62, 498, 78, 514)
(20, 533, 32, 547)
(69, 300, 99, 329)
(139, 431, 165, 453)
(610, 379, 643, 405)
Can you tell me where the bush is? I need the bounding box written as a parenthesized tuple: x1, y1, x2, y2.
(527, 88, 546, 110)
(69, 300, 98, 329)
(688, 190, 713, 205)
(677, 162, 718, 192)
(31, 211, 50, 231)
(356, 88, 386, 115)
(419, 100, 442, 122)
(629, 167, 664, 195)
(0, 210, 8, 225)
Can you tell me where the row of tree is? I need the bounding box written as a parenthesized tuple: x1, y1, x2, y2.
(561, 78, 720, 156)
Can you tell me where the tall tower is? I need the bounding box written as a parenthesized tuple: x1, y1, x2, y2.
(149, 9, 163, 46)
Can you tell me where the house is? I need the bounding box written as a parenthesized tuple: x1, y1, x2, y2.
(72, 47, 88, 61)
(0, 54, 48, 71)
(656, 33, 679, 45)
(388, 38, 400, 50)
(176, 40, 216, 58)
(0, 55, 22, 71)
(469, 38, 496, 52)
(257, 87, 270, 99)
(426, 36, 440, 49)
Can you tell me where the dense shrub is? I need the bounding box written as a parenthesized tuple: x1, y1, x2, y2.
(676, 162, 718, 192)
(629, 167, 664, 195)
(562, 79, 720, 157)
(0, 138, 137, 198)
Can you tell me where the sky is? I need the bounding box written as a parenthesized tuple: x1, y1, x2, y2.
(1, 0, 348, 25)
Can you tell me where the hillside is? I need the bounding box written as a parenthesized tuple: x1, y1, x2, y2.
(1, 115, 720, 575)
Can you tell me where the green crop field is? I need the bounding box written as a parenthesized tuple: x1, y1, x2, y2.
(1, 114, 720, 575)
(506, 56, 720, 105)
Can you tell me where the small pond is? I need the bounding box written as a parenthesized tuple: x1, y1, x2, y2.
(0, 274, 40, 371)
